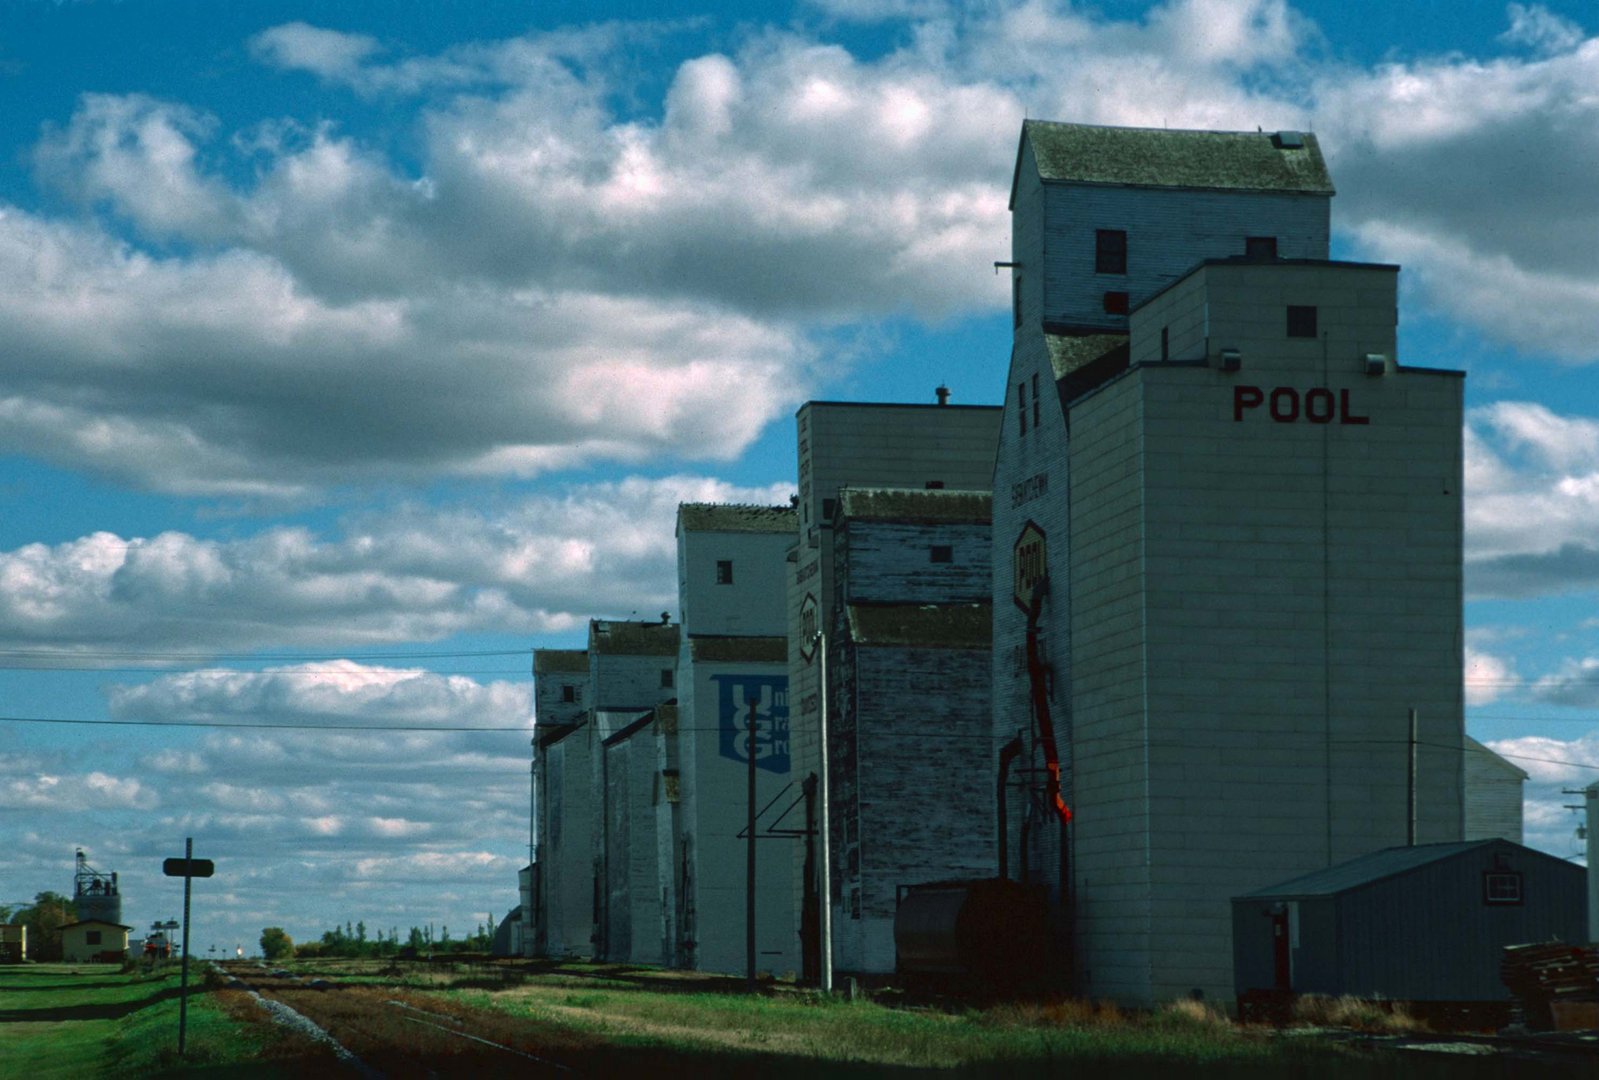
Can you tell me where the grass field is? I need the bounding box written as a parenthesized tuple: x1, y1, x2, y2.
(0, 963, 309, 1077)
(276, 957, 1558, 1078)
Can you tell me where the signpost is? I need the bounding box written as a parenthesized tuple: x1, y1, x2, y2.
(162, 838, 214, 1056)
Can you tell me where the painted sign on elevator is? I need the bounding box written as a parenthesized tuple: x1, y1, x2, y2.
(714, 674, 790, 774)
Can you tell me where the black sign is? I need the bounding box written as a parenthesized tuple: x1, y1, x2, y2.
(163, 858, 214, 879)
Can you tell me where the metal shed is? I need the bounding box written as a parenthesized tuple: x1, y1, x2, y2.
(1233, 840, 1588, 1002)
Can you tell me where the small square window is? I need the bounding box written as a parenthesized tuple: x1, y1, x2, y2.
(561, 684, 576, 703)
(1484, 871, 1523, 905)
(1287, 305, 1318, 338)
(930, 545, 953, 563)
(661, 668, 674, 689)
(715, 559, 733, 585)
(1161, 326, 1170, 361)
(1246, 236, 1278, 259)
(1096, 229, 1127, 275)
(924, 480, 944, 490)
(1103, 291, 1129, 315)
(86, 930, 102, 945)
(822, 498, 836, 523)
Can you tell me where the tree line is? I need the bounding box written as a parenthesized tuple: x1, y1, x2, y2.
(259, 919, 492, 960)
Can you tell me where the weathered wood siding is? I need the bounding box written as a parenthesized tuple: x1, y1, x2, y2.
(833, 642, 996, 973)
(839, 520, 990, 604)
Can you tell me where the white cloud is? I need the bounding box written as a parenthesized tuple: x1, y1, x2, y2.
(1465, 646, 1519, 706)
(1463, 403, 1599, 597)
(1499, 3, 1585, 55)
(248, 23, 382, 84)
(0, 475, 789, 654)
(1486, 731, 1598, 861)
(108, 662, 531, 730)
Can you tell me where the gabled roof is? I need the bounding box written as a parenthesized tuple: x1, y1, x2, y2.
(1013, 121, 1334, 207)
(678, 503, 796, 535)
(1235, 840, 1571, 900)
(846, 603, 991, 649)
(837, 487, 991, 524)
(61, 920, 133, 931)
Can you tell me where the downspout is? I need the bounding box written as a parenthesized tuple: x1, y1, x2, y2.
(997, 735, 1023, 880)
(1026, 585, 1072, 827)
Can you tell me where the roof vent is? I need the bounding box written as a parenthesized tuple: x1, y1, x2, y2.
(1274, 130, 1304, 149)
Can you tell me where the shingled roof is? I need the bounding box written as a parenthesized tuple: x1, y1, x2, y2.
(678, 503, 796, 534)
(533, 649, 588, 675)
(1015, 121, 1334, 204)
(846, 603, 991, 649)
(837, 487, 991, 524)
(589, 620, 680, 656)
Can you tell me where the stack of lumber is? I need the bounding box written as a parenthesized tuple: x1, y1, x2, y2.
(1502, 942, 1599, 1029)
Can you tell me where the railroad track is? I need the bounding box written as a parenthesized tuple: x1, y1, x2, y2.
(215, 962, 583, 1077)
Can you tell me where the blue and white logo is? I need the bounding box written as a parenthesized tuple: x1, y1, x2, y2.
(714, 675, 789, 774)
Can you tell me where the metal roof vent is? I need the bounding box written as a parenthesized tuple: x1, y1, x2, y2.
(1274, 130, 1304, 149)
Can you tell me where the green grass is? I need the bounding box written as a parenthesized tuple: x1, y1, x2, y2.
(0, 963, 292, 1077)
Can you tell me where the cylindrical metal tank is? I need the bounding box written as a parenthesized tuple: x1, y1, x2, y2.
(894, 878, 1051, 989)
(74, 849, 123, 926)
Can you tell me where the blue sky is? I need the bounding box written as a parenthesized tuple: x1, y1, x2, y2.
(3, 0, 1598, 951)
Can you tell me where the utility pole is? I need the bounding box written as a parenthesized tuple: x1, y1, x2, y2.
(746, 695, 758, 989)
(1407, 708, 1418, 845)
(816, 631, 833, 995)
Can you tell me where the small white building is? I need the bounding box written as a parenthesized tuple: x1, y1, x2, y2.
(60, 919, 130, 963)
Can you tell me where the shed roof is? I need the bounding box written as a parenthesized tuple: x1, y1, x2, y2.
(1235, 840, 1570, 900)
(533, 649, 588, 675)
(589, 620, 680, 656)
(1016, 121, 1334, 202)
(837, 487, 991, 523)
(61, 920, 133, 931)
(689, 635, 787, 663)
(678, 503, 797, 534)
(1045, 332, 1128, 382)
(846, 603, 991, 649)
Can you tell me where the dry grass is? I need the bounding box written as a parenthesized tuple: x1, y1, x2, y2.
(1291, 994, 1426, 1034)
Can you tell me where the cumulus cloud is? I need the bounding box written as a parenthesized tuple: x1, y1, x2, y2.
(108, 662, 530, 730)
(0, 474, 789, 655)
(6, 3, 1599, 495)
(1486, 731, 1599, 861)
(1465, 646, 1519, 706)
(1464, 403, 1599, 597)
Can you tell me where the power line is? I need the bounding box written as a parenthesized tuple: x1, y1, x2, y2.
(3, 714, 1597, 771)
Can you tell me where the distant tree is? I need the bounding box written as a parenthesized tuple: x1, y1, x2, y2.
(260, 927, 294, 960)
(406, 926, 426, 951)
(356, 920, 367, 945)
(16, 892, 76, 961)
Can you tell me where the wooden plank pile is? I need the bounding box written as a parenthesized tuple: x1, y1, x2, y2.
(1501, 942, 1599, 1030)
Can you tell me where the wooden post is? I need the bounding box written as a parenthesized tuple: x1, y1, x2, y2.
(746, 695, 758, 989)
